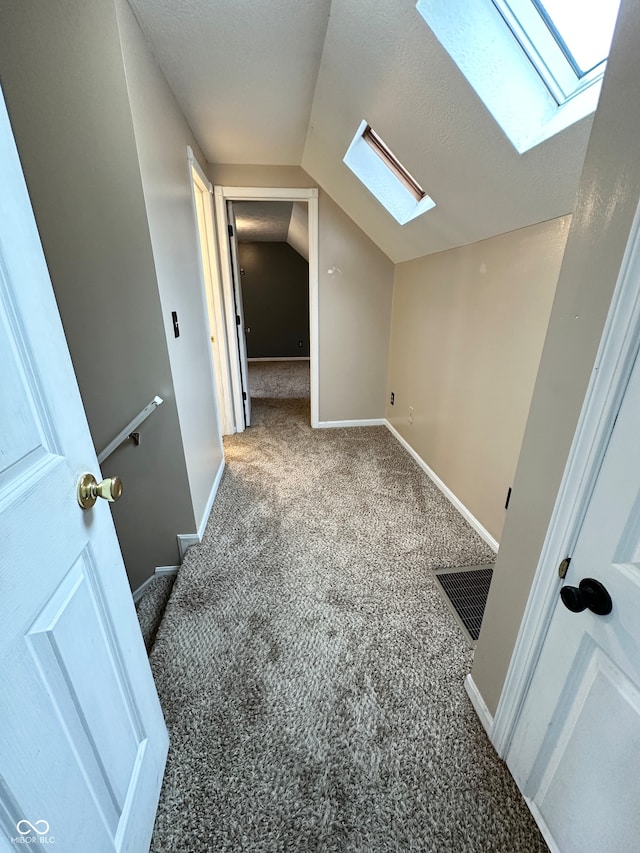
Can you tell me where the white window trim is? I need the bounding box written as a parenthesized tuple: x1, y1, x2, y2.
(416, 0, 603, 153)
(492, 0, 607, 104)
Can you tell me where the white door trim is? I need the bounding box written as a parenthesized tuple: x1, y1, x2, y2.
(491, 198, 640, 757)
(187, 147, 234, 435)
(213, 186, 320, 430)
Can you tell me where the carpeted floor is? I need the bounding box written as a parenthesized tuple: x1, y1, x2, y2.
(148, 393, 547, 852)
(248, 359, 310, 398)
(135, 574, 176, 653)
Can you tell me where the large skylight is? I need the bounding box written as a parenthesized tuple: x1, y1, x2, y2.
(493, 0, 622, 104)
(416, 0, 622, 153)
(343, 120, 436, 225)
(537, 0, 620, 74)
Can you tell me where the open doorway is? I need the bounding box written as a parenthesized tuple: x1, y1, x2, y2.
(213, 187, 319, 432)
(232, 200, 311, 410)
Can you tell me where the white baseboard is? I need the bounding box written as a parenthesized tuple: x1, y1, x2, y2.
(132, 565, 179, 602)
(316, 418, 386, 429)
(177, 458, 226, 561)
(155, 565, 179, 576)
(465, 676, 559, 853)
(197, 457, 225, 539)
(177, 533, 198, 561)
(464, 674, 494, 738)
(247, 357, 310, 362)
(384, 420, 499, 553)
(132, 574, 156, 603)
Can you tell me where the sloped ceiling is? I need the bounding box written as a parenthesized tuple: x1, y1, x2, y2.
(234, 201, 293, 242)
(127, 0, 331, 164)
(128, 0, 595, 263)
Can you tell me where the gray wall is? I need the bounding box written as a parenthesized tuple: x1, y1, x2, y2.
(115, 0, 224, 527)
(386, 216, 570, 542)
(472, 0, 640, 715)
(0, 0, 197, 589)
(208, 165, 395, 422)
(238, 242, 310, 358)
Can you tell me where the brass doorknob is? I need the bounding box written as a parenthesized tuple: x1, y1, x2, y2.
(77, 473, 123, 509)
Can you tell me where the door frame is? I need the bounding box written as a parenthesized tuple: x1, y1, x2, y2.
(187, 148, 235, 435)
(490, 199, 640, 757)
(213, 186, 319, 432)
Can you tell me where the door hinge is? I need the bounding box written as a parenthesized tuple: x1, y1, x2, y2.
(242, 392, 247, 401)
(228, 224, 234, 237)
(235, 314, 241, 325)
(558, 556, 571, 579)
(505, 486, 512, 510)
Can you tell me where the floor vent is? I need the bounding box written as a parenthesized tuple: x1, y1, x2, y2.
(433, 565, 494, 646)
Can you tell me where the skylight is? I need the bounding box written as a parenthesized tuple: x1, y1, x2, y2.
(536, 0, 620, 74)
(343, 121, 435, 225)
(492, 0, 622, 104)
(416, 0, 621, 153)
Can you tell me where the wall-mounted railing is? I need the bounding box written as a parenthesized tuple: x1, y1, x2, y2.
(97, 396, 163, 464)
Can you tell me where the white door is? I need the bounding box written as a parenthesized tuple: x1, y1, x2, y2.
(0, 89, 168, 850)
(507, 344, 640, 852)
(227, 201, 251, 427)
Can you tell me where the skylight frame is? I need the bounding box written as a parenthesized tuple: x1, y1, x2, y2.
(343, 120, 436, 226)
(415, 0, 617, 154)
(362, 125, 427, 203)
(492, 0, 611, 105)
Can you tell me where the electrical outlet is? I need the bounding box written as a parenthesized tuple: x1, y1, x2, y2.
(390, 392, 395, 405)
(409, 406, 414, 424)
(298, 340, 303, 348)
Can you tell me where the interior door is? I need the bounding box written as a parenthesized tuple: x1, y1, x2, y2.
(227, 201, 251, 427)
(507, 345, 640, 852)
(0, 88, 168, 850)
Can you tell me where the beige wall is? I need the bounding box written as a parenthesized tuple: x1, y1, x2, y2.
(116, 0, 224, 527)
(386, 217, 570, 541)
(206, 165, 395, 422)
(318, 192, 394, 422)
(0, 0, 197, 589)
(472, 0, 640, 715)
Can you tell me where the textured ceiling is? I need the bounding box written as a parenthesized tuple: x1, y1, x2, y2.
(233, 201, 293, 242)
(128, 0, 331, 164)
(301, 0, 592, 262)
(128, 0, 596, 262)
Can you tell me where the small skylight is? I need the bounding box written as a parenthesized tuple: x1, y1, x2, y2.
(343, 120, 436, 225)
(416, 0, 621, 153)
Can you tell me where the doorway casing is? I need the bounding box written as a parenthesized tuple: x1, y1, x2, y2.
(188, 148, 235, 435)
(213, 186, 319, 432)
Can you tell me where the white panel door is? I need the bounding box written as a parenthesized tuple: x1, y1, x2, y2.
(0, 88, 168, 850)
(507, 345, 640, 852)
(227, 201, 251, 427)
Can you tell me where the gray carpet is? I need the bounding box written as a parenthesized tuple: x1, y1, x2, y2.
(135, 574, 176, 653)
(248, 359, 310, 398)
(149, 397, 547, 852)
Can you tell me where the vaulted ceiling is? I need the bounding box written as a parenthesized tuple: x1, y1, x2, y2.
(128, 0, 595, 263)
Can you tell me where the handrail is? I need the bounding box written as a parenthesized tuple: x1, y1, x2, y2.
(97, 396, 163, 464)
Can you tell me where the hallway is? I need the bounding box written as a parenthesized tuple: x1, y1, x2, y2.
(147, 367, 545, 851)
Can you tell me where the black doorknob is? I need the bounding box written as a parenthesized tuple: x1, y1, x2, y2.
(560, 578, 612, 616)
